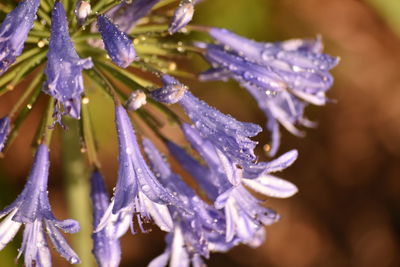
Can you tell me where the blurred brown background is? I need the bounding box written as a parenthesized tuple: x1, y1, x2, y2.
(1, 0, 400, 266)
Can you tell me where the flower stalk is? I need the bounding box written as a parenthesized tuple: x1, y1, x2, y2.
(62, 117, 95, 267)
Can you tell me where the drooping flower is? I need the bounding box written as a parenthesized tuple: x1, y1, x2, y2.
(97, 15, 136, 68)
(198, 29, 339, 155)
(143, 138, 232, 266)
(44, 2, 93, 120)
(150, 75, 262, 166)
(91, 171, 124, 267)
(0, 144, 80, 266)
(168, 0, 195, 34)
(0, 117, 10, 152)
(208, 28, 338, 75)
(171, 124, 298, 245)
(0, 0, 40, 75)
(96, 105, 181, 235)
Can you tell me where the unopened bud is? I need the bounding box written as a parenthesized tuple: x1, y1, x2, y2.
(75, 1, 91, 25)
(126, 90, 147, 111)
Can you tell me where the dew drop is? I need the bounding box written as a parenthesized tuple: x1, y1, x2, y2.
(141, 185, 150, 192)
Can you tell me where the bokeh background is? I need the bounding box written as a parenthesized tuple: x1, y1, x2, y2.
(1, 0, 400, 266)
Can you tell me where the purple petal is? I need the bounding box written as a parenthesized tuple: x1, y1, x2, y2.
(97, 15, 136, 68)
(0, 0, 40, 75)
(179, 91, 262, 166)
(169, 0, 195, 34)
(0, 117, 10, 152)
(44, 2, 93, 120)
(243, 175, 298, 198)
(0, 209, 22, 250)
(45, 221, 80, 264)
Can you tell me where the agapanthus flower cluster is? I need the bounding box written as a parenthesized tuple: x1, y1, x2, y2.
(199, 28, 339, 156)
(0, 0, 337, 266)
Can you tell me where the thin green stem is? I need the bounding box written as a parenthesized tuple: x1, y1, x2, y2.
(81, 99, 101, 168)
(9, 72, 44, 119)
(154, 0, 179, 9)
(62, 117, 96, 267)
(40, 0, 51, 13)
(37, 7, 52, 27)
(2, 84, 42, 154)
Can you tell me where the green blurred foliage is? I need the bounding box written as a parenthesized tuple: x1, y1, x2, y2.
(194, 0, 275, 39)
(366, 0, 400, 36)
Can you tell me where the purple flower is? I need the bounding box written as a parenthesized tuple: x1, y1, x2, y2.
(179, 90, 262, 166)
(109, 0, 161, 33)
(208, 28, 338, 74)
(0, 144, 80, 265)
(143, 138, 232, 266)
(169, 0, 195, 34)
(177, 124, 298, 245)
(91, 171, 124, 267)
(245, 87, 313, 156)
(0, 117, 10, 152)
(44, 2, 93, 120)
(0, 0, 40, 75)
(97, 15, 136, 68)
(96, 106, 181, 234)
(150, 75, 188, 104)
(199, 29, 339, 155)
(151, 75, 262, 166)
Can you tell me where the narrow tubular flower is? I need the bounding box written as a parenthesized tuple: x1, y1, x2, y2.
(0, 117, 10, 152)
(199, 29, 339, 155)
(180, 90, 262, 166)
(96, 105, 181, 235)
(0, 144, 80, 266)
(44, 2, 93, 121)
(91, 171, 123, 267)
(0, 0, 40, 75)
(143, 138, 230, 266)
(169, 0, 195, 34)
(151, 74, 262, 166)
(173, 124, 298, 245)
(97, 15, 136, 68)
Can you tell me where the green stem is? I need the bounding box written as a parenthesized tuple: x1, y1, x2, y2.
(9, 71, 44, 119)
(62, 117, 95, 267)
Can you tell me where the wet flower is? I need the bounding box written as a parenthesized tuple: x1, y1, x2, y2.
(199, 28, 339, 155)
(0, 117, 10, 152)
(0, 0, 40, 75)
(97, 15, 136, 68)
(143, 138, 231, 266)
(96, 105, 181, 234)
(169, 0, 195, 34)
(151, 74, 261, 166)
(0, 144, 80, 265)
(180, 90, 262, 166)
(91, 171, 124, 267)
(44, 2, 93, 121)
(0, 1, 336, 265)
(174, 124, 298, 244)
